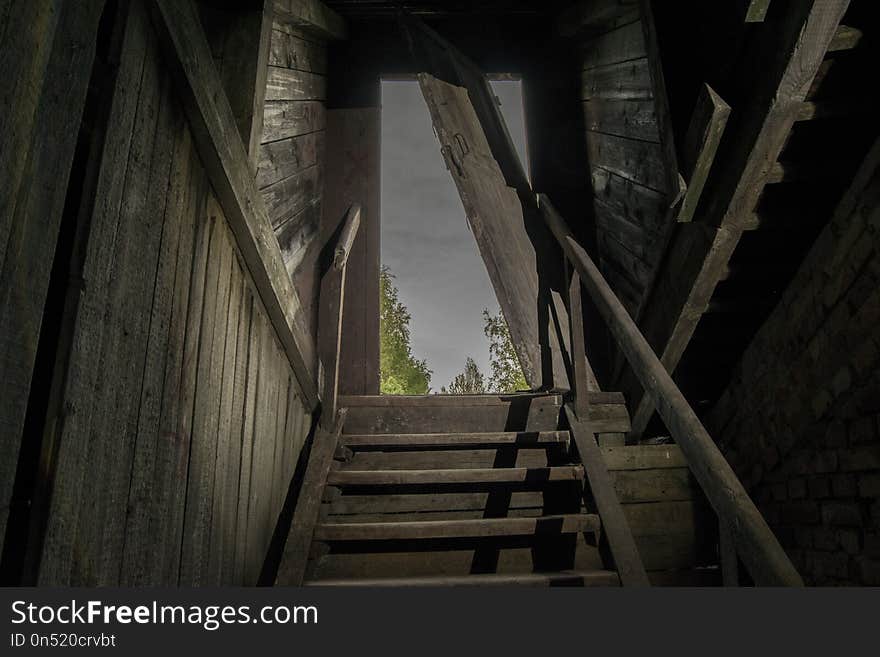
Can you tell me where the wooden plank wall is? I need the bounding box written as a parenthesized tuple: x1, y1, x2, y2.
(36, 2, 312, 586)
(0, 0, 106, 569)
(602, 444, 716, 583)
(579, 7, 670, 316)
(258, 16, 329, 337)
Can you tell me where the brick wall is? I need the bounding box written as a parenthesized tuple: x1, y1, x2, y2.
(708, 143, 880, 585)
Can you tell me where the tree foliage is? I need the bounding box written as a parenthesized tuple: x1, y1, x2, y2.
(442, 357, 486, 395)
(483, 308, 528, 393)
(380, 266, 431, 394)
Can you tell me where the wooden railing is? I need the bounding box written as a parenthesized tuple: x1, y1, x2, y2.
(317, 203, 361, 426)
(276, 203, 360, 585)
(539, 194, 803, 587)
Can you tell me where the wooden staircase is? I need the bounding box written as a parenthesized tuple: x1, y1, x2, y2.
(284, 393, 638, 586)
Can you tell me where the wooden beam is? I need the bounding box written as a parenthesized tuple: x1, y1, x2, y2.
(567, 268, 591, 420)
(540, 195, 803, 586)
(273, 0, 347, 40)
(677, 84, 731, 222)
(623, 0, 849, 438)
(149, 0, 318, 409)
(742, 0, 772, 22)
(565, 406, 650, 586)
(275, 409, 345, 585)
(827, 23, 862, 51)
(317, 204, 360, 424)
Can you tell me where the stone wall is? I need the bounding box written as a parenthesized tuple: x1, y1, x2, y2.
(708, 143, 880, 585)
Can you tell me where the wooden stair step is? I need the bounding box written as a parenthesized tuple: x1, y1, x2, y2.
(308, 538, 604, 579)
(342, 431, 570, 449)
(306, 570, 620, 587)
(326, 466, 585, 487)
(313, 513, 601, 541)
(340, 448, 553, 471)
(340, 393, 630, 434)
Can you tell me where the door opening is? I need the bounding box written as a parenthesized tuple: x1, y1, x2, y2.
(379, 77, 529, 395)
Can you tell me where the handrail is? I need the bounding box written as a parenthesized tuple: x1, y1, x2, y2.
(317, 204, 361, 427)
(539, 194, 803, 587)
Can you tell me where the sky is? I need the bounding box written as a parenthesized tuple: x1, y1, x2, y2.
(380, 79, 529, 391)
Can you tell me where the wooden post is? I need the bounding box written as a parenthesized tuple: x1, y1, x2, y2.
(275, 408, 347, 586)
(566, 406, 649, 587)
(719, 518, 740, 586)
(539, 195, 803, 587)
(567, 263, 591, 421)
(317, 204, 361, 427)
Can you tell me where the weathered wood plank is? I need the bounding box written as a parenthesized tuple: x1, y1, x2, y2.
(269, 27, 327, 73)
(327, 466, 585, 487)
(276, 199, 321, 274)
(314, 514, 600, 542)
(208, 260, 244, 584)
(262, 100, 326, 142)
(236, 299, 261, 584)
(328, 491, 551, 516)
(229, 288, 255, 584)
(275, 410, 343, 585)
(587, 132, 667, 191)
(202, 1, 274, 166)
(150, 0, 318, 408)
(581, 19, 645, 70)
(342, 449, 553, 471)
(591, 167, 667, 235)
(265, 66, 326, 101)
(150, 160, 209, 585)
(121, 82, 191, 586)
(342, 431, 570, 448)
(0, 0, 105, 559)
(638, 0, 683, 203)
(676, 84, 731, 222)
(583, 98, 659, 142)
(610, 468, 696, 503)
(581, 58, 653, 101)
(308, 570, 620, 587)
(273, 0, 346, 40)
(83, 42, 173, 586)
(566, 407, 649, 586)
(180, 204, 234, 585)
(309, 539, 605, 580)
(257, 131, 324, 189)
(262, 164, 322, 227)
(323, 108, 381, 396)
(601, 444, 688, 470)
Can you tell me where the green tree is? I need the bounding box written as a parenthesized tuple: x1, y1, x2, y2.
(442, 357, 486, 395)
(483, 308, 528, 393)
(380, 266, 431, 394)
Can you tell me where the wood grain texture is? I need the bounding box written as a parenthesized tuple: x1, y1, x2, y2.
(0, 0, 105, 558)
(150, 0, 318, 408)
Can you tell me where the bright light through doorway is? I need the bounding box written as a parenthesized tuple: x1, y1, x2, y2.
(380, 78, 529, 392)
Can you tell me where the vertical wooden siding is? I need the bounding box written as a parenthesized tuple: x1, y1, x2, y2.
(258, 20, 328, 337)
(580, 14, 670, 316)
(37, 2, 311, 586)
(0, 0, 106, 564)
